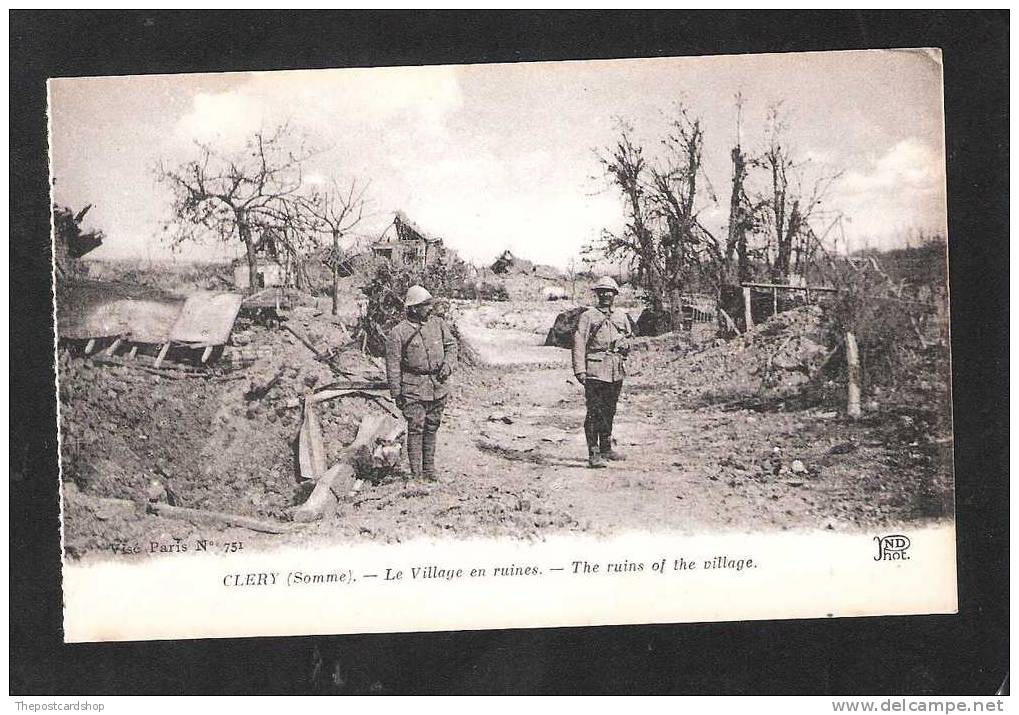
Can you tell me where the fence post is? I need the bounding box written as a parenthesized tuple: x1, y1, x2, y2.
(772, 286, 778, 317)
(743, 285, 754, 332)
(846, 331, 861, 419)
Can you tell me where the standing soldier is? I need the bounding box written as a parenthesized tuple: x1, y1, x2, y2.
(572, 276, 633, 469)
(385, 285, 458, 480)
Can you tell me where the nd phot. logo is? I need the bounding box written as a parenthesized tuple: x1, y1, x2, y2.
(874, 534, 911, 561)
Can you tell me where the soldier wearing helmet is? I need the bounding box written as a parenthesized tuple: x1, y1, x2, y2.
(385, 284, 458, 480)
(572, 276, 633, 468)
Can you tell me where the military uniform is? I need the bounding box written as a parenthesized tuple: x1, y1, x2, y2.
(385, 314, 458, 478)
(572, 305, 632, 459)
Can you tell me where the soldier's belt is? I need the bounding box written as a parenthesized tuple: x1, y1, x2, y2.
(402, 365, 440, 375)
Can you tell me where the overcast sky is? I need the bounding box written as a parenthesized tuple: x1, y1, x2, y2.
(49, 49, 947, 268)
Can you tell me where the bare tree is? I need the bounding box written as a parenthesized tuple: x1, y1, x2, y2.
(156, 123, 316, 291)
(647, 108, 719, 327)
(598, 122, 663, 303)
(304, 177, 370, 315)
(756, 106, 841, 283)
(593, 112, 720, 329)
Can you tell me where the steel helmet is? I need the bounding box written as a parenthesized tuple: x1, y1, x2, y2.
(405, 284, 434, 307)
(592, 276, 620, 293)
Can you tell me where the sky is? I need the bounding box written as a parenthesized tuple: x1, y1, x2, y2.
(49, 49, 947, 269)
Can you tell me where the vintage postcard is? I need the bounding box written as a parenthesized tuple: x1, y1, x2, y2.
(50, 49, 956, 643)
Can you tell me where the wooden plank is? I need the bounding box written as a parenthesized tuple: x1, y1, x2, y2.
(298, 398, 328, 481)
(200, 345, 214, 363)
(84, 338, 96, 355)
(740, 282, 837, 293)
(104, 337, 124, 357)
(293, 413, 406, 523)
(293, 462, 355, 523)
(153, 341, 171, 369)
(128, 345, 138, 359)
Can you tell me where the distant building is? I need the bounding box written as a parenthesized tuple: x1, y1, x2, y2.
(491, 249, 533, 274)
(371, 212, 448, 269)
(232, 257, 284, 290)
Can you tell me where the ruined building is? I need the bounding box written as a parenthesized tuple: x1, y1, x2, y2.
(371, 211, 448, 269)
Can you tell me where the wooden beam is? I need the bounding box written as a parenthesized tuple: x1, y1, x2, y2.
(294, 413, 406, 523)
(740, 282, 838, 293)
(147, 503, 295, 534)
(153, 341, 171, 369)
(104, 337, 124, 357)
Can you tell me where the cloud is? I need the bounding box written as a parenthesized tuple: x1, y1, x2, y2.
(832, 138, 947, 248)
(176, 91, 265, 143)
(174, 65, 464, 147)
(841, 138, 941, 194)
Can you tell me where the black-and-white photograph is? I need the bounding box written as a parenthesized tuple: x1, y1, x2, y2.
(49, 49, 958, 641)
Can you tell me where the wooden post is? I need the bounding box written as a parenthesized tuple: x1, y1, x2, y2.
(200, 346, 214, 364)
(772, 286, 778, 317)
(331, 229, 340, 317)
(742, 285, 754, 332)
(104, 337, 123, 357)
(846, 331, 861, 419)
(84, 338, 96, 355)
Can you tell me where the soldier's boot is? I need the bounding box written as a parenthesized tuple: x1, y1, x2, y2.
(588, 449, 607, 469)
(422, 431, 438, 481)
(406, 433, 424, 478)
(600, 434, 626, 461)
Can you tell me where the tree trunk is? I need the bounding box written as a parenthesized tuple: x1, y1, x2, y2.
(238, 214, 258, 293)
(727, 146, 750, 284)
(774, 199, 800, 282)
(332, 229, 340, 316)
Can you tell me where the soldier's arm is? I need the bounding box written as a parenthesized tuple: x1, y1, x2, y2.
(441, 318, 458, 370)
(384, 326, 403, 400)
(572, 312, 590, 378)
(619, 309, 635, 341)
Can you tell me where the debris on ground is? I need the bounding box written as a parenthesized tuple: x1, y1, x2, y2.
(629, 305, 831, 405)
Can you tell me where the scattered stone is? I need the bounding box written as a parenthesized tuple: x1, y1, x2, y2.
(790, 460, 808, 475)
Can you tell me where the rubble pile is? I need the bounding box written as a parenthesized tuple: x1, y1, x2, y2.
(631, 305, 831, 403)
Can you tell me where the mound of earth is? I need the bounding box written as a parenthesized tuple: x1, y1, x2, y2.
(58, 303, 392, 558)
(629, 305, 831, 404)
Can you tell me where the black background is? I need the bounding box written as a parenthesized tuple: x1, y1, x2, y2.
(10, 11, 1008, 695)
